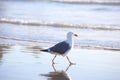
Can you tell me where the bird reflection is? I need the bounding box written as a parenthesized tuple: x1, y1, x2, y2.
(40, 64, 72, 80)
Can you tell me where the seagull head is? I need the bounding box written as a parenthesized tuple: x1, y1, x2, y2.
(67, 32, 78, 38)
(66, 32, 78, 47)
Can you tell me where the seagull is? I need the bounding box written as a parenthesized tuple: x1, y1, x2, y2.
(40, 32, 78, 64)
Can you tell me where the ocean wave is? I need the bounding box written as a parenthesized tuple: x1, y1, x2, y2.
(0, 18, 120, 31)
(45, 0, 120, 5)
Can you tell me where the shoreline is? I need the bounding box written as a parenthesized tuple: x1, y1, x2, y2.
(0, 38, 120, 52)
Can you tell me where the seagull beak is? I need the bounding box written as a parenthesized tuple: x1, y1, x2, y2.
(74, 33, 78, 37)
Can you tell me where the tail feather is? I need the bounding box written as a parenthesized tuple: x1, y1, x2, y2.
(40, 49, 48, 52)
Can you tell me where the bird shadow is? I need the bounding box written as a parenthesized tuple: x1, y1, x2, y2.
(40, 64, 73, 80)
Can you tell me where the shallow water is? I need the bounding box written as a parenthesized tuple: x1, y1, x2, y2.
(0, 44, 120, 80)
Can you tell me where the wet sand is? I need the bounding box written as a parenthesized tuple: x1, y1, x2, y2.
(0, 44, 120, 80)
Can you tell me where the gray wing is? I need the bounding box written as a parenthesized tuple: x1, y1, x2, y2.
(49, 41, 71, 54)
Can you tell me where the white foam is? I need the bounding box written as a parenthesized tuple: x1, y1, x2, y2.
(0, 18, 120, 30)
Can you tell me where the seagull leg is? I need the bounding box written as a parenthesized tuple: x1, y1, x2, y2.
(66, 56, 72, 64)
(52, 55, 57, 64)
(66, 56, 76, 65)
(52, 63, 56, 72)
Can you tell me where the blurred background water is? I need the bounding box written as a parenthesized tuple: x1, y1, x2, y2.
(0, 0, 120, 49)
